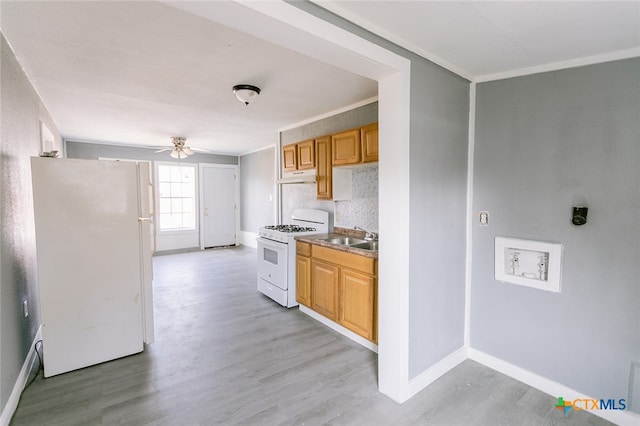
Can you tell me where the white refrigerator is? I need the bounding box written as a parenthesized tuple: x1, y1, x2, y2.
(31, 157, 155, 377)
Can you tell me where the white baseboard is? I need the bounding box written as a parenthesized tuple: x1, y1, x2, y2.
(298, 305, 378, 353)
(0, 326, 42, 426)
(408, 346, 468, 398)
(468, 348, 640, 426)
(239, 231, 258, 249)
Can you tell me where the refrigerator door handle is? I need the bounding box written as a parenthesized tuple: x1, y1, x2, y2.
(137, 216, 157, 253)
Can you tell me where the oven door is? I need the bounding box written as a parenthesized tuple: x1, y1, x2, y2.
(257, 237, 288, 290)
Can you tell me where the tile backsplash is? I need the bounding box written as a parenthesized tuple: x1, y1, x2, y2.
(282, 183, 333, 224)
(281, 164, 378, 233)
(335, 165, 378, 232)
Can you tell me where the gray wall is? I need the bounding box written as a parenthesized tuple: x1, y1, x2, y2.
(0, 34, 63, 414)
(239, 147, 276, 232)
(66, 140, 238, 166)
(280, 102, 378, 223)
(408, 60, 470, 378)
(290, 1, 471, 383)
(471, 58, 640, 403)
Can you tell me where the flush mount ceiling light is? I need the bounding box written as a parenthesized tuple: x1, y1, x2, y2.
(232, 84, 261, 105)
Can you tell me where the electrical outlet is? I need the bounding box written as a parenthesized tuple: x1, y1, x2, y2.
(23, 300, 29, 317)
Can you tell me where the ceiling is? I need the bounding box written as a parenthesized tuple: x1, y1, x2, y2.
(0, 1, 377, 155)
(319, 1, 640, 81)
(1, 1, 639, 156)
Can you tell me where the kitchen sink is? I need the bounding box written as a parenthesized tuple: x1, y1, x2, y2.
(350, 241, 379, 251)
(322, 237, 367, 246)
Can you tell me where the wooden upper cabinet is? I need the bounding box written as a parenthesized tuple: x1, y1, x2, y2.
(286, 122, 378, 175)
(297, 139, 315, 170)
(282, 144, 297, 172)
(332, 129, 361, 166)
(315, 136, 332, 200)
(361, 123, 379, 163)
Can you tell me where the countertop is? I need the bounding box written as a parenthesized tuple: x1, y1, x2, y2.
(294, 231, 378, 259)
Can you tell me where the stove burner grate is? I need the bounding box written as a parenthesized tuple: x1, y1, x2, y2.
(264, 224, 316, 233)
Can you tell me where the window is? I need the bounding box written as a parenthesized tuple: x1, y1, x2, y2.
(157, 164, 196, 231)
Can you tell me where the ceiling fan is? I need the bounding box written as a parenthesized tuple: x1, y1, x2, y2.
(154, 137, 210, 159)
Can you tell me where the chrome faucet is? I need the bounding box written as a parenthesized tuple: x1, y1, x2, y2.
(355, 226, 378, 241)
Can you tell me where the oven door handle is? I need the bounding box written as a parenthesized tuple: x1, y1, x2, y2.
(257, 236, 287, 248)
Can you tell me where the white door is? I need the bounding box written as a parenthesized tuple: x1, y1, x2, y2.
(202, 165, 237, 248)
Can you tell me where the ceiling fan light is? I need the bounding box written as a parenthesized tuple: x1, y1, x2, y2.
(163, 136, 195, 159)
(232, 84, 261, 105)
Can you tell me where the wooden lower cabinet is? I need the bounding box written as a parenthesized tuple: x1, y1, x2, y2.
(296, 254, 311, 307)
(339, 269, 376, 342)
(298, 243, 377, 343)
(311, 259, 339, 321)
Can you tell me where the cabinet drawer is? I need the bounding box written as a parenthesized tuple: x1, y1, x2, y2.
(312, 245, 376, 275)
(296, 241, 311, 257)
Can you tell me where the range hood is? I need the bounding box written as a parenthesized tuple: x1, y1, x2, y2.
(276, 169, 316, 184)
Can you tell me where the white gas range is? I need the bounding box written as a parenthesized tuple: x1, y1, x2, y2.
(257, 209, 330, 307)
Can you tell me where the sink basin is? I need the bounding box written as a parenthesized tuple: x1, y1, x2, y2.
(322, 237, 367, 246)
(350, 241, 379, 251)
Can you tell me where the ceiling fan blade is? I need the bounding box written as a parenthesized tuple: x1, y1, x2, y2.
(155, 148, 171, 153)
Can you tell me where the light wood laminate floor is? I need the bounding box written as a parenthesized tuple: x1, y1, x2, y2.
(11, 246, 612, 425)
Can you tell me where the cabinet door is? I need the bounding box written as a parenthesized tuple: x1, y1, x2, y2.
(361, 123, 378, 163)
(283, 144, 297, 172)
(311, 259, 339, 321)
(332, 129, 361, 165)
(339, 269, 376, 342)
(315, 136, 332, 200)
(296, 255, 312, 307)
(297, 140, 315, 170)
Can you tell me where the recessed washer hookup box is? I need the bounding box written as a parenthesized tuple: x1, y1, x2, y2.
(495, 237, 563, 293)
